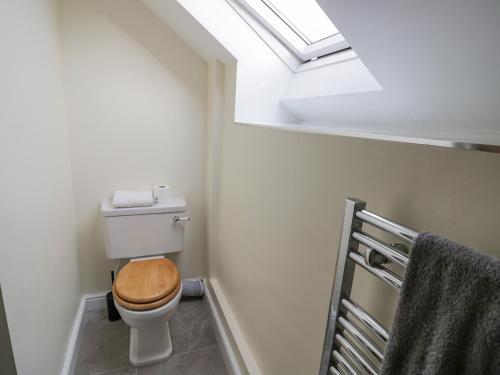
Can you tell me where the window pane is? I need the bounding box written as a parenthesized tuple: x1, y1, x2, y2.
(264, 0, 339, 44)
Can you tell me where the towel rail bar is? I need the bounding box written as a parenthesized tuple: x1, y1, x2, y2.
(341, 299, 389, 343)
(352, 231, 409, 267)
(337, 316, 384, 362)
(333, 351, 358, 375)
(355, 210, 417, 243)
(335, 334, 378, 375)
(331, 364, 349, 375)
(348, 252, 403, 290)
(320, 198, 419, 374)
(334, 363, 351, 375)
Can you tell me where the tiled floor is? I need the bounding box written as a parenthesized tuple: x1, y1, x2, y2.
(74, 297, 229, 375)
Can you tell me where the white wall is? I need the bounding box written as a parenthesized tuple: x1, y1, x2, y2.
(207, 65, 500, 375)
(60, 0, 208, 294)
(282, 56, 381, 101)
(144, 0, 298, 125)
(0, 1, 81, 374)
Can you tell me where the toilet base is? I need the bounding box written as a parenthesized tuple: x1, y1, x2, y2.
(129, 321, 173, 367)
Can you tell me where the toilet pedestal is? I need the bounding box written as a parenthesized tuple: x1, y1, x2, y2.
(113, 282, 182, 368)
(130, 322, 173, 367)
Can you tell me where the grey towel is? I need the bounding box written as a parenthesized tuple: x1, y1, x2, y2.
(380, 232, 500, 375)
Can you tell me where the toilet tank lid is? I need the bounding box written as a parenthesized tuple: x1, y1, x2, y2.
(100, 196, 186, 217)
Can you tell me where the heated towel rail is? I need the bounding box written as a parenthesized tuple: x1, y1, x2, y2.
(319, 198, 418, 375)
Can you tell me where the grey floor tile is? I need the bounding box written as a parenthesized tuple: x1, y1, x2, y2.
(136, 347, 228, 375)
(75, 310, 130, 375)
(82, 309, 105, 324)
(95, 366, 137, 375)
(170, 299, 217, 355)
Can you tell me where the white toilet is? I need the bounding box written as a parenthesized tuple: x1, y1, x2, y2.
(100, 196, 189, 367)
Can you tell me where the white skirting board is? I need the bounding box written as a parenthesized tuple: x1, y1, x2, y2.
(203, 279, 245, 375)
(60, 279, 250, 375)
(206, 278, 262, 375)
(60, 296, 85, 375)
(60, 291, 108, 375)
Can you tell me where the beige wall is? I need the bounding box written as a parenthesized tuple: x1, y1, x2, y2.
(0, 1, 81, 374)
(208, 66, 500, 375)
(60, 0, 208, 293)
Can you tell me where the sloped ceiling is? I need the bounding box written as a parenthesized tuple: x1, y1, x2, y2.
(292, 0, 500, 143)
(144, 0, 500, 150)
(141, 0, 233, 62)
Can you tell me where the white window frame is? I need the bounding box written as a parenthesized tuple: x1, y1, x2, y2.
(236, 0, 349, 62)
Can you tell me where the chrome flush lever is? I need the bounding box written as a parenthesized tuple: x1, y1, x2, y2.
(173, 216, 190, 223)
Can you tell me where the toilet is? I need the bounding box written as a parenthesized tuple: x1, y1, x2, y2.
(100, 196, 189, 367)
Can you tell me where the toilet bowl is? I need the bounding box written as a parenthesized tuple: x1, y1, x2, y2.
(112, 258, 182, 367)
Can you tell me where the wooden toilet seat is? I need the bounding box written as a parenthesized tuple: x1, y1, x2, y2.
(113, 258, 181, 311)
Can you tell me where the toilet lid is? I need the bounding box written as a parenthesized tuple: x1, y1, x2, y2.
(112, 281, 181, 311)
(114, 258, 180, 304)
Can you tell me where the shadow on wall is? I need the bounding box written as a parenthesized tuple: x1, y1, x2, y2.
(0, 285, 17, 375)
(96, 0, 203, 89)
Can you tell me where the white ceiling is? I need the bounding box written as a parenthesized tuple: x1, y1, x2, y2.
(291, 0, 500, 141)
(144, 0, 500, 151)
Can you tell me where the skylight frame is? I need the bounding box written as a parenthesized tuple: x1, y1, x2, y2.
(236, 0, 349, 62)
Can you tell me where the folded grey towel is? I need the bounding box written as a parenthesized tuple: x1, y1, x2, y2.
(381, 232, 500, 375)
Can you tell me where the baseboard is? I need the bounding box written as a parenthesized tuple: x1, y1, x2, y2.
(203, 279, 245, 375)
(60, 296, 86, 375)
(205, 278, 262, 375)
(60, 291, 108, 375)
(84, 291, 108, 312)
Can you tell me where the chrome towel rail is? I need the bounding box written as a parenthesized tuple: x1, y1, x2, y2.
(319, 198, 418, 375)
(341, 299, 389, 343)
(349, 252, 403, 290)
(337, 316, 384, 362)
(352, 232, 409, 267)
(355, 210, 417, 243)
(335, 333, 378, 375)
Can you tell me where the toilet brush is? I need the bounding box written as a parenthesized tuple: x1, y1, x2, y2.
(106, 271, 121, 321)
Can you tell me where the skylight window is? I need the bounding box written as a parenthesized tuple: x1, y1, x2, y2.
(264, 0, 339, 44)
(237, 0, 349, 61)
